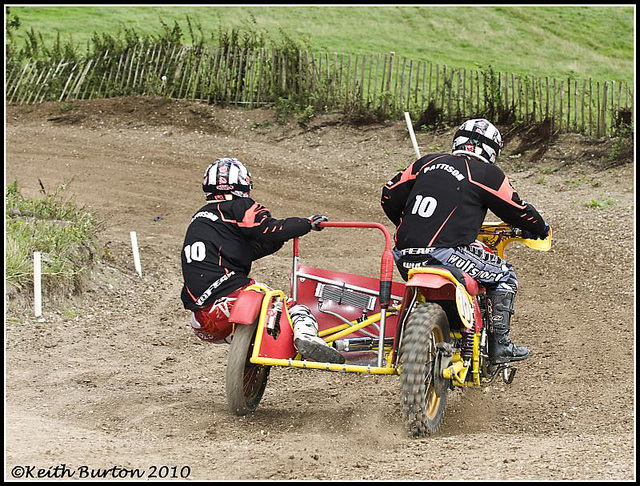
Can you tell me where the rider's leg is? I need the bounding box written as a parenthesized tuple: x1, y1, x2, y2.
(191, 295, 238, 343)
(190, 281, 257, 344)
(485, 289, 530, 363)
(394, 242, 530, 363)
(290, 304, 345, 364)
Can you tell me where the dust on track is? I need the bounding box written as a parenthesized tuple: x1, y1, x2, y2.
(5, 97, 635, 480)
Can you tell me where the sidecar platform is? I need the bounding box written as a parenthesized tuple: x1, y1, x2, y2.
(247, 222, 406, 374)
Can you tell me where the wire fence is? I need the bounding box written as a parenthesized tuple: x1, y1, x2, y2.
(6, 43, 634, 137)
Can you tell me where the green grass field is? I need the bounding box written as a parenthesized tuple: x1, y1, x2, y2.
(9, 5, 634, 82)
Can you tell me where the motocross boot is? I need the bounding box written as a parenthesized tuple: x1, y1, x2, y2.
(486, 292, 530, 363)
(290, 305, 345, 364)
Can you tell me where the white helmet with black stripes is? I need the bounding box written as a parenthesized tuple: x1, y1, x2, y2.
(452, 118, 504, 164)
(202, 157, 253, 201)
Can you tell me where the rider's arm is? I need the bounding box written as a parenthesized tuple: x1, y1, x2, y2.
(233, 199, 312, 243)
(475, 164, 548, 237)
(381, 160, 422, 226)
(250, 239, 285, 260)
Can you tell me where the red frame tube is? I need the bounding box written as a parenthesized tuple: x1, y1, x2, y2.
(295, 221, 395, 308)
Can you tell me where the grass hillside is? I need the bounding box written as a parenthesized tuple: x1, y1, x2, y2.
(9, 5, 634, 82)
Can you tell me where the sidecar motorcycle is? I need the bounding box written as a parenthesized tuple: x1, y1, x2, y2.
(225, 221, 552, 436)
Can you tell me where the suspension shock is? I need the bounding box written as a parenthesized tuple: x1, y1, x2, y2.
(461, 327, 474, 362)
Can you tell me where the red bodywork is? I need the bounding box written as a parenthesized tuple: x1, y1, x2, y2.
(294, 264, 405, 336)
(235, 221, 488, 360)
(403, 272, 485, 333)
(228, 289, 264, 325)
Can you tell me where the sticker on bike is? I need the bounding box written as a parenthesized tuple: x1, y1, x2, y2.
(455, 283, 475, 328)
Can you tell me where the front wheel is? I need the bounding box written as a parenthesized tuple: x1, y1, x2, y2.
(399, 302, 450, 436)
(226, 322, 270, 415)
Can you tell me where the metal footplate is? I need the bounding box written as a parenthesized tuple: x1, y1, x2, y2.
(485, 363, 518, 385)
(501, 364, 517, 384)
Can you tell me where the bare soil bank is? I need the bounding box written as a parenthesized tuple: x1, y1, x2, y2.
(5, 97, 635, 480)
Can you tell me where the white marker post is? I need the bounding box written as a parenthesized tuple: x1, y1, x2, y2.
(404, 111, 421, 159)
(130, 231, 142, 277)
(33, 251, 42, 317)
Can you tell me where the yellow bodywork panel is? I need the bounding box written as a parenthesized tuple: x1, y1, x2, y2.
(478, 222, 552, 258)
(248, 288, 399, 374)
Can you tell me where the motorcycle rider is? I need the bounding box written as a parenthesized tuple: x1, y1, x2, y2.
(181, 157, 344, 364)
(381, 119, 549, 363)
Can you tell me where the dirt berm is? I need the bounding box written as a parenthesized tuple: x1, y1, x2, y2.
(5, 97, 635, 480)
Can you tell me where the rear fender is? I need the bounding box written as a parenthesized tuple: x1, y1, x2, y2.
(406, 269, 475, 330)
(228, 287, 266, 325)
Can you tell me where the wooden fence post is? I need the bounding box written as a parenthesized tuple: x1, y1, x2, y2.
(567, 78, 571, 130)
(558, 80, 564, 132)
(414, 60, 421, 108)
(406, 59, 412, 110)
(234, 47, 246, 104)
(516, 76, 521, 121)
(462, 68, 467, 118)
(386, 51, 394, 93)
(537, 77, 544, 121)
(366, 53, 374, 105)
(372, 53, 379, 106)
(467, 70, 472, 114)
(476, 70, 480, 115)
(357, 54, 365, 109)
(528, 76, 534, 123)
(596, 81, 601, 137)
(393, 55, 402, 113)
(442, 65, 448, 119)
(456, 69, 461, 118)
(255, 48, 265, 105)
(573, 79, 578, 131)
(601, 81, 608, 136)
(544, 77, 549, 120)
(589, 78, 593, 137)
(611, 81, 616, 130)
(581, 79, 586, 133)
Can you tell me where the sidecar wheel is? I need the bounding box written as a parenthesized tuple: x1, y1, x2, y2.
(226, 322, 270, 415)
(399, 302, 450, 436)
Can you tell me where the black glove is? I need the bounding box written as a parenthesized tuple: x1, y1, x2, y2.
(522, 223, 550, 240)
(309, 214, 328, 231)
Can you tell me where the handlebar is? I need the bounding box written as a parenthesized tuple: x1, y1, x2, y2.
(478, 222, 552, 255)
(478, 226, 523, 238)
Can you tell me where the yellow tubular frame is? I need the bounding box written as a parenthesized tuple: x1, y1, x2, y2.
(247, 288, 398, 374)
(247, 223, 551, 378)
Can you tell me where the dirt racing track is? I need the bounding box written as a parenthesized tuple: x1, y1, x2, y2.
(5, 97, 635, 480)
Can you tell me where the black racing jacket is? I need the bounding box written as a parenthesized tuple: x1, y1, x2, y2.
(181, 197, 311, 310)
(381, 153, 547, 250)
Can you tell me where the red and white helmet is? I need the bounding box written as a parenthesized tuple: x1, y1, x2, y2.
(452, 118, 504, 164)
(202, 157, 253, 201)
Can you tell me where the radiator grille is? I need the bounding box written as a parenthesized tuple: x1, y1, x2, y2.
(314, 283, 377, 310)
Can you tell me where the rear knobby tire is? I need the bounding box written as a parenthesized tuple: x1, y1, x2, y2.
(399, 302, 450, 437)
(226, 322, 270, 415)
